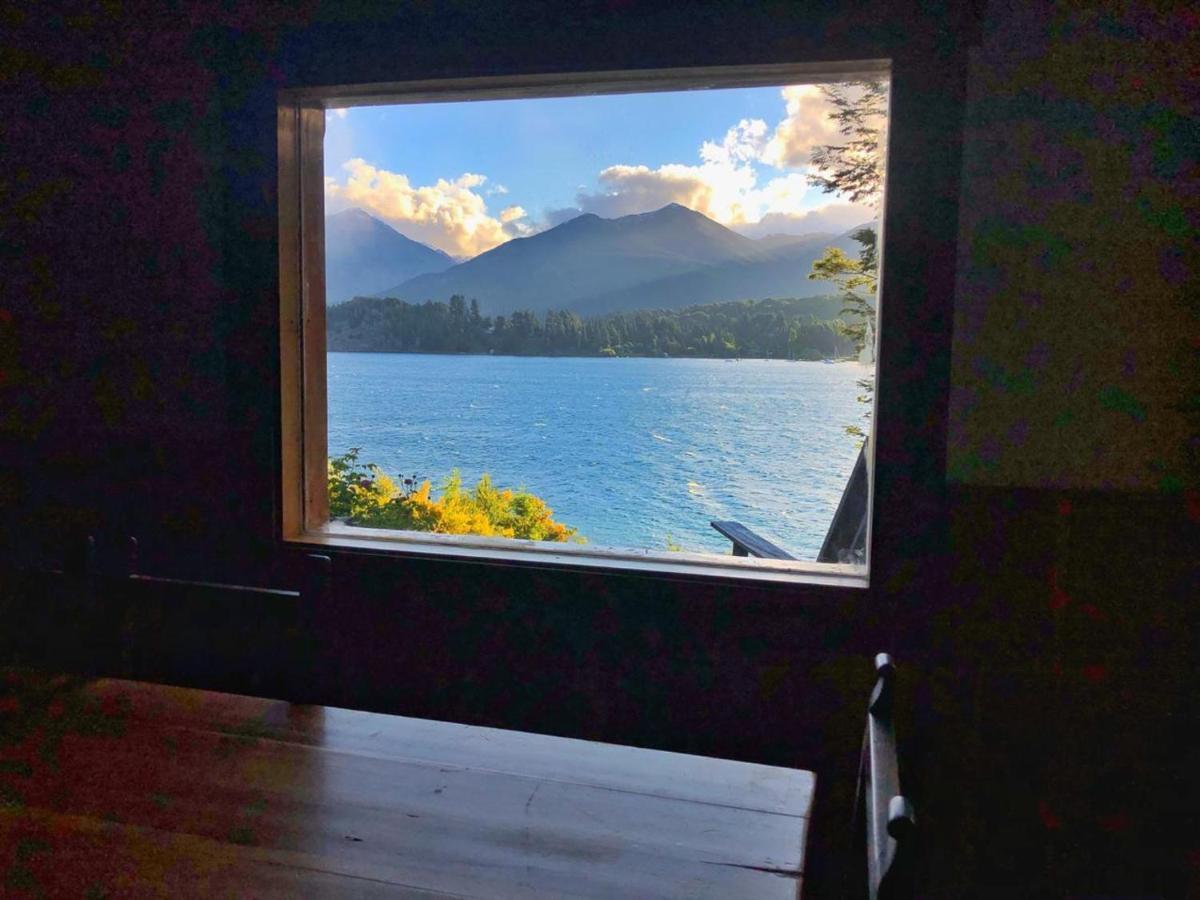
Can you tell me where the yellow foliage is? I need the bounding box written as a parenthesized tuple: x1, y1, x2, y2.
(328, 451, 580, 543)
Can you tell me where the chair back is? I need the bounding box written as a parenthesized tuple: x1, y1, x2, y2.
(860, 652, 916, 900)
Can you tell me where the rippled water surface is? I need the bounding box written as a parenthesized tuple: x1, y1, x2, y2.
(328, 353, 867, 558)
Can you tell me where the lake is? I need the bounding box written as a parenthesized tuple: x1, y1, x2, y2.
(328, 353, 867, 558)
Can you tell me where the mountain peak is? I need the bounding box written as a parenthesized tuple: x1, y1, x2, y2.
(325, 209, 452, 303)
(328, 207, 374, 222)
(644, 202, 700, 219)
(562, 212, 602, 226)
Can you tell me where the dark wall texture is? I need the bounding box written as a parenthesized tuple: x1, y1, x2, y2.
(1, 1, 1196, 896)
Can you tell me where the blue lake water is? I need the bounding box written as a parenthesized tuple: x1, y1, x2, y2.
(328, 353, 867, 558)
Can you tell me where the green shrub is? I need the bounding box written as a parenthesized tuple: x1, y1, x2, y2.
(328, 449, 580, 543)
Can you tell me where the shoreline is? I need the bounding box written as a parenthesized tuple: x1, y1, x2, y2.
(327, 349, 863, 363)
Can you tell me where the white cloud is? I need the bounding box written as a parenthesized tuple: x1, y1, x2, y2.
(700, 118, 768, 166)
(731, 203, 876, 239)
(324, 159, 515, 257)
(569, 82, 883, 235)
(325, 81, 883, 252)
(499, 205, 534, 238)
(577, 158, 759, 224)
(761, 85, 844, 168)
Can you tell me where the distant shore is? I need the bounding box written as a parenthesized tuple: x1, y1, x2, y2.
(327, 348, 861, 363)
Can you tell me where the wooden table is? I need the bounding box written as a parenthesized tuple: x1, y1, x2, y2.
(0, 671, 814, 897)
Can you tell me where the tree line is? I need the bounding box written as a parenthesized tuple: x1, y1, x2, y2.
(326, 294, 859, 360)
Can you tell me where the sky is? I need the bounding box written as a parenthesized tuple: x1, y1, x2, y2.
(323, 82, 885, 259)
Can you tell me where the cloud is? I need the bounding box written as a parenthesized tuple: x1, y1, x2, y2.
(731, 203, 877, 239)
(325, 108, 348, 121)
(499, 205, 535, 239)
(570, 82, 882, 235)
(572, 156, 847, 235)
(325, 80, 883, 253)
(324, 159, 516, 257)
(700, 118, 768, 166)
(577, 158, 759, 223)
(760, 85, 845, 168)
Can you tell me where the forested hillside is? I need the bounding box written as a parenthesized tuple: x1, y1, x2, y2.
(327, 294, 858, 359)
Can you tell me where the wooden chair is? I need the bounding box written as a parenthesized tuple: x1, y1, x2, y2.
(857, 652, 916, 900)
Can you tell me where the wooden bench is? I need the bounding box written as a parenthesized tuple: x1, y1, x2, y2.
(710, 436, 870, 563)
(709, 520, 797, 559)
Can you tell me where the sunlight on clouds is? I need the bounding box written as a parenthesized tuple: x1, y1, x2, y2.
(700, 118, 768, 166)
(761, 85, 844, 168)
(581, 160, 757, 222)
(328, 81, 880, 253)
(571, 83, 878, 236)
(733, 204, 876, 239)
(325, 159, 515, 257)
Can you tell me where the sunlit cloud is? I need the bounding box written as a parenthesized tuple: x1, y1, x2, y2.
(700, 118, 769, 166)
(576, 159, 759, 223)
(731, 204, 876, 239)
(324, 159, 516, 257)
(329, 81, 882, 253)
(760, 85, 844, 168)
(564, 83, 878, 236)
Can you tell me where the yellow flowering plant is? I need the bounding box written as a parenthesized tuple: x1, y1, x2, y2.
(328, 450, 580, 543)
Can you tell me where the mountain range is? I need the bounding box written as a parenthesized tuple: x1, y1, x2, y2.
(325, 208, 453, 304)
(326, 204, 871, 315)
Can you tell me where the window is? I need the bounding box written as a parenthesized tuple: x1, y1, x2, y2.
(279, 63, 890, 585)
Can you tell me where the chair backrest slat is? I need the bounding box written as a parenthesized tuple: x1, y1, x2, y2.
(863, 652, 915, 900)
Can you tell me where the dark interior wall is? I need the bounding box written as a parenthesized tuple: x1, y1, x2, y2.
(921, 3, 1199, 895)
(1, 1, 1196, 895)
(948, 0, 1196, 491)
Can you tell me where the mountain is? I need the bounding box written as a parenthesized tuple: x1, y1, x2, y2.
(377, 203, 871, 316)
(571, 229, 865, 317)
(753, 232, 834, 251)
(325, 208, 452, 304)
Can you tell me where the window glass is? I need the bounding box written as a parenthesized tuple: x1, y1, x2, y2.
(307, 74, 888, 572)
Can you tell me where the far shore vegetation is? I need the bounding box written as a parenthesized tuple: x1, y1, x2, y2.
(327, 294, 859, 361)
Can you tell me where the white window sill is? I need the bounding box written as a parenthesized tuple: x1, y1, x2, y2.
(289, 520, 870, 589)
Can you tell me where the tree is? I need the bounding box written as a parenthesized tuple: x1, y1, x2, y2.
(806, 81, 888, 204)
(806, 80, 887, 440)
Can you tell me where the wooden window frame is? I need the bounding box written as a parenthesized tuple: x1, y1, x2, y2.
(278, 60, 908, 588)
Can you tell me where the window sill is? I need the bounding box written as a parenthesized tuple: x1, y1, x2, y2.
(288, 521, 870, 588)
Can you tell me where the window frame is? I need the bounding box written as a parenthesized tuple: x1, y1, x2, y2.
(278, 61, 899, 588)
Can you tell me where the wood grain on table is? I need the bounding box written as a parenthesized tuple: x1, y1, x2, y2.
(0, 671, 813, 898)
